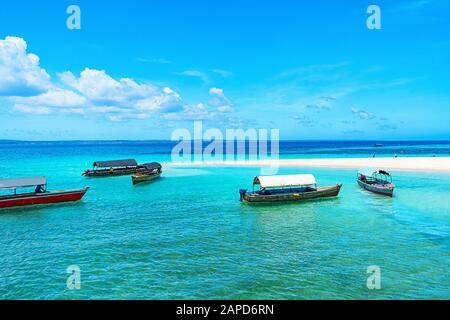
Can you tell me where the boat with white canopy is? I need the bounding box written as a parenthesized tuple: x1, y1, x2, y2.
(0, 176, 89, 209)
(239, 174, 342, 203)
(357, 168, 395, 197)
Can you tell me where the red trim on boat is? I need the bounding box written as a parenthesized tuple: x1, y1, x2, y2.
(0, 188, 89, 209)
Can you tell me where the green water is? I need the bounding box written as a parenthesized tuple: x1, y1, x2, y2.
(0, 142, 449, 299)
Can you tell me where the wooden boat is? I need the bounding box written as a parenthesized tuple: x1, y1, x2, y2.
(132, 162, 162, 185)
(357, 168, 395, 197)
(239, 174, 342, 203)
(83, 159, 149, 177)
(0, 176, 89, 209)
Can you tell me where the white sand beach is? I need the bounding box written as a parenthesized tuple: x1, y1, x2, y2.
(172, 157, 450, 173)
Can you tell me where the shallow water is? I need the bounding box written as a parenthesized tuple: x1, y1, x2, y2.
(0, 141, 449, 299)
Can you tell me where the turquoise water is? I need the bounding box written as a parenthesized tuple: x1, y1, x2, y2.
(0, 141, 449, 299)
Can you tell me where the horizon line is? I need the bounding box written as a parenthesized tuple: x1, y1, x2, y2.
(1, 139, 450, 143)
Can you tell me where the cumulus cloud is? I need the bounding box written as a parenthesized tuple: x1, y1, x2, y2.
(1, 36, 230, 123)
(10, 65, 187, 119)
(0, 37, 185, 119)
(11, 88, 86, 108)
(208, 87, 235, 113)
(58, 68, 158, 104)
(13, 104, 51, 115)
(135, 87, 183, 113)
(0, 36, 52, 96)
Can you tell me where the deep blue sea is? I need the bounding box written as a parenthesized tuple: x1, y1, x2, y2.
(0, 140, 449, 299)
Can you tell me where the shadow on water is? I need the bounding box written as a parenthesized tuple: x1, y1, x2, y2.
(239, 196, 342, 208)
(355, 184, 450, 244)
(131, 177, 164, 188)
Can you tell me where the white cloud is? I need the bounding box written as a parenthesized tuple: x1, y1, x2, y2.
(175, 70, 210, 84)
(58, 68, 158, 103)
(211, 69, 233, 77)
(13, 104, 51, 115)
(137, 57, 172, 64)
(0, 36, 52, 96)
(135, 87, 183, 113)
(90, 106, 130, 114)
(56, 68, 184, 117)
(109, 113, 150, 122)
(1, 36, 226, 123)
(351, 107, 376, 120)
(208, 87, 235, 113)
(388, 0, 431, 13)
(11, 88, 86, 108)
(275, 62, 350, 81)
(163, 103, 215, 121)
(305, 96, 336, 111)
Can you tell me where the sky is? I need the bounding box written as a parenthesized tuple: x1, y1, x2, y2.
(0, 0, 449, 140)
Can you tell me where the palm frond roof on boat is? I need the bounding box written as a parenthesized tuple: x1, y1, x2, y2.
(0, 176, 47, 189)
(141, 162, 162, 171)
(253, 174, 316, 188)
(93, 159, 138, 168)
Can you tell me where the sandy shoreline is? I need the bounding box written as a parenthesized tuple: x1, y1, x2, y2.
(171, 157, 450, 173)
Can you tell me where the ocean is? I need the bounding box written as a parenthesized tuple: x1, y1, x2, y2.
(0, 140, 449, 299)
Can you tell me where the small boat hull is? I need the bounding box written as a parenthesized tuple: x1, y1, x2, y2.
(358, 180, 394, 197)
(0, 188, 89, 209)
(132, 173, 161, 185)
(241, 184, 342, 203)
(83, 167, 145, 177)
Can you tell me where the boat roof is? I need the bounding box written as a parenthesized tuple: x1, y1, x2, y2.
(358, 167, 390, 176)
(93, 159, 137, 168)
(142, 162, 162, 171)
(253, 174, 316, 188)
(0, 176, 47, 190)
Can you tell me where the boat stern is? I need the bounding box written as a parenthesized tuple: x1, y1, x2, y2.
(239, 189, 247, 202)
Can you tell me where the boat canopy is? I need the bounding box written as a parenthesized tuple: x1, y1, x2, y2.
(93, 159, 137, 168)
(358, 167, 390, 177)
(142, 162, 162, 171)
(253, 174, 316, 188)
(0, 176, 47, 190)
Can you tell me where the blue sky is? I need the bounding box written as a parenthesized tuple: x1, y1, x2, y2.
(0, 0, 449, 140)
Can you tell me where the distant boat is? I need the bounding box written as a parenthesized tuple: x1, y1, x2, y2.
(239, 174, 342, 203)
(374, 144, 384, 147)
(0, 176, 89, 209)
(132, 162, 162, 185)
(83, 159, 149, 177)
(357, 168, 395, 197)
